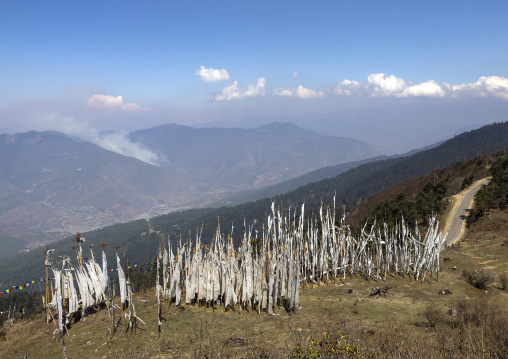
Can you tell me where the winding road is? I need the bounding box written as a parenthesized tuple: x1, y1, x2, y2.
(441, 178, 490, 249)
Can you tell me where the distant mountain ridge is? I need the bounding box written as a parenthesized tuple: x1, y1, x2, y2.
(129, 122, 379, 189)
(210, 155, 389, 206)
(144, 121, 508, 245)
(0, 131, 199, 256)
(1, 121, 507, 288)
(211, 136, 456, 206)
(0, 123, 379, 256)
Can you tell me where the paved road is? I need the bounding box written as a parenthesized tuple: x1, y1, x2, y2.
(442, 178, 490, 248)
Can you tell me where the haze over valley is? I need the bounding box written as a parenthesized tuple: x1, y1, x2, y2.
(0, 123, 380, 255)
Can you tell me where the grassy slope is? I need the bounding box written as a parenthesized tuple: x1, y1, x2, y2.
(1, 210, 507, 358)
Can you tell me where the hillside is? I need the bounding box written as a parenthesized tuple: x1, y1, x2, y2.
(0, 131, 199, 256)
(275, 122, 508, 211)
(0, 123, 379, 256)
(1, 122, 507, 290)
(1, 127, 508, 358)
(345, 154, 494, 228)
(212, 140, 447, 207)
(129, 122, 379, 189)
(151, 123, 507, 241)
(1, 207, 507, 358)
(210, 155, 388, 206)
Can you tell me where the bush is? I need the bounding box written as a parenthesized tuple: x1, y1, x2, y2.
(288, 330, 363, 359)
(461, 175, 474, 190)
(423, 304, 443, 328)
(500, 273, 508, 291)
(444, 296, 508, 357)
(462, 268, 496, 289)
(454, 296, 491, 327)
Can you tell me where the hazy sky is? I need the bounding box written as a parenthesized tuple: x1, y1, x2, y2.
(1, 1, 508, 154)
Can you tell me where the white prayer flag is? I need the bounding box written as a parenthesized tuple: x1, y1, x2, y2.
(56, 293, 63, 333)
(117, 254, 126, 304)
(102, 251, 108, 287)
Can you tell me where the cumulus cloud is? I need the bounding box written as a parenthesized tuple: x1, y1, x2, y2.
(87, 94, 143, 111)
(451, 76, 508, 100)
(367, 73, 407, 96)
(209, 77, 266, 101)
(196, 66, 230, 83)
(401, 81, 445, 98)
(334, 79, 361, 96)
(273, 85, 324, 99)
(334, 73, 508, 100)
(334, 73, 447, 98)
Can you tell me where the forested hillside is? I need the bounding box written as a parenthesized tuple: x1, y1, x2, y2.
(275, 122, 507, 212)
(214, 140, 446, 207)
(470, 154, 508, 222)
(346, 154, 494, 228)
(211, 155, 388, 206)
(149, 120, 507, 242)
(129, 122, 379, 189)
(1, 122, 507, 291)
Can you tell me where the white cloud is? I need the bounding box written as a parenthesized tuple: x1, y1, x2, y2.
(400, 81, 445, 98)
(87, 94, 143, 111)
(196, 66, 230, 83)
(367, 73, 406, 96)
(334, 73, 508, 100)
(273, 85, 324, 99)
(209, 77, 266, 101)
(334, 79, 361, 96)
(292, 72, 298, 78)
(335, 73, 446, 98)
(451, 76, 508, 100)
(273, 88, 294, 97)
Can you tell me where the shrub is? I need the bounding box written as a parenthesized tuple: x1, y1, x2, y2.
(445, 296, 508, 357)
(462, 268, 496, 289)
(500, 273, 508, 291)
(288, 330, 363, 359)
(454, 296, 490, 327)
(423, 304, 443, 328)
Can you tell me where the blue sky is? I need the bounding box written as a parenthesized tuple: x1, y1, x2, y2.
(1, 1, 508, 154)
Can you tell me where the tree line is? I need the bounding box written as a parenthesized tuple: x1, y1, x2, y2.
(470, 153, 508, 222)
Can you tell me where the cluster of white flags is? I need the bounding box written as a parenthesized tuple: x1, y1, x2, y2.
(158, 200, 446, 314)
(303, 202, 447, 282)
(159, 202, 304, 314)
(47, 247, 121, 324)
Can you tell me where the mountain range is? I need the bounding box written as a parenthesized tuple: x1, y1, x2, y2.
(1, 121, 507, 289)
(129, 122, 379, 189)
(0, 131, 199, 254)
(0, 124, 378, 256)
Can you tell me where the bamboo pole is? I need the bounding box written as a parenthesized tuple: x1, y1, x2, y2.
(44, 245, 51, 325)
(60, 255, 66, 330)
(156, 247, 161, 335)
